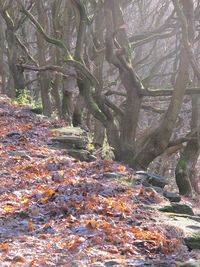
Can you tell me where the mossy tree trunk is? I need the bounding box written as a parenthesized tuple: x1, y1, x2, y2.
(176, 95, 200, 195)
(92, 2, 105, 147)
(50, 0, 63, 118)
(36, 1, 52, 116)
(0, 14, 6, 94)
(61, 2, 74, 123)
(0, 2, 25, 97)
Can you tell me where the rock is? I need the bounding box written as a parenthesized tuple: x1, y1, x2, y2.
(88, 154, 97, 162)
(34, 153, 47, 159)
(135, 171, 149, 179)
(92, 263, 105, 267)
(30, 107, 43, 114)
(52, 126, 86, 136)
(184, 233, 200, 249)
(145, 186, 163, 194)
(71, 260, 84, 267)
(6, 132, 22, 138)
(104, 259, 122, 266)
(50, 126, 89, 150)
(179, 260, 200, 267)
(163, 191, 181, 202)
(8, 150, 31, 160)
(136, 171, 168, 189)
(101, 188, 117, 197)
(159, 203, 194, 215)
(67, 149, 90, 162)
(51, 136, 88, 149)
(52, 173, 65, 182)
(50, 126, 97, 162)
(103, 172, 125, 179)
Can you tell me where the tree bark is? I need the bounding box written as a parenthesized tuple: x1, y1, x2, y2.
(176, 95, 200, 195)
(36, 1, 52, 116)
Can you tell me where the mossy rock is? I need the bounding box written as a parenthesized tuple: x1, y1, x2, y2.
(103, 172, 125, 179)
(67, 149, 91, 162)
(184, 232, 200, 249)
(159, 203, 194, 216)
(50, 127, 89, 150)
(30, 107, 43, 114)
(136, 171, 168, 189)
(163, 191, 181, 202)
(145, 186, 163, 194)
(51, 127, 85, 136)
(179, 261, 200, 267)
(51, 136, 87, 149)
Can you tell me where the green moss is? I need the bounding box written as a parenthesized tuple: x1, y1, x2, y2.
(13, 89, 42, 109)
(191, 231, 200, 241)
(178, 159, 187, 172)
(185, 232, 200, 250)
(117, 178, 136, 187)
(159, 203, 194, 215)
(14, 88, 32, 105)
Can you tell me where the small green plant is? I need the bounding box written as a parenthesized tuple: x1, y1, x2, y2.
(14, 89, 42, 109)
(14, 88, 32, 105)
(87, 134, 95, 153)
(102, 136, 114, 160)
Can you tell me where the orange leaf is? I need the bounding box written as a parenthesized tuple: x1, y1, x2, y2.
(0, 243, 9, 251)
(68, 237, 85, 250)
(12, 156, 21, 161)
(21, 197, 29, 205)
(12, 255, 26, 263)
(45, 188, 55, 197)
(91, 236, 104, 245)
(118, 165, 126, 172)
(139, 187, 145, 195)
(41, 196, 49, 202)
(28, 221, 34, 231)
(86, 219, 98, 229)
(3, 204, 14, 213)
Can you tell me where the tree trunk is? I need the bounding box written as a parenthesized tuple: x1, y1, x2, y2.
(0, 14, 6, 93)
(62, 80, 73, 124)
(93, 120, 105, 148)
(176, 95, 200, 195)
(6, 27, 25, 97)
(36, 1, 52, 116)
(72, 92, 85, 127)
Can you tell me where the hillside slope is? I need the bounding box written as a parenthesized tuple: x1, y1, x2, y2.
(0, 95, 199, 267)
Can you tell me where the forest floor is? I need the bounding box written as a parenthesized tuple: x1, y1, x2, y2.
(0, 94, 199, 267)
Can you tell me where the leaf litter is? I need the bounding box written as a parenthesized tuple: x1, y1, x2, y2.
(0, 95, 197, 266)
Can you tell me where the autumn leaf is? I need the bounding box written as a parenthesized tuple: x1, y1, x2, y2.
(3, 204, 14, 213)
(117, 165, 126, 173)
(68, 236, 85, 250)
(12, 255, 26, 263)
(21, 197, 29, 206)
(0, 243, 9, 251)
(28, 221, 34, 231)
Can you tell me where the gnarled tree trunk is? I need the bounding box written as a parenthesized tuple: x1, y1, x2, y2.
(176, 95, 200, 195)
